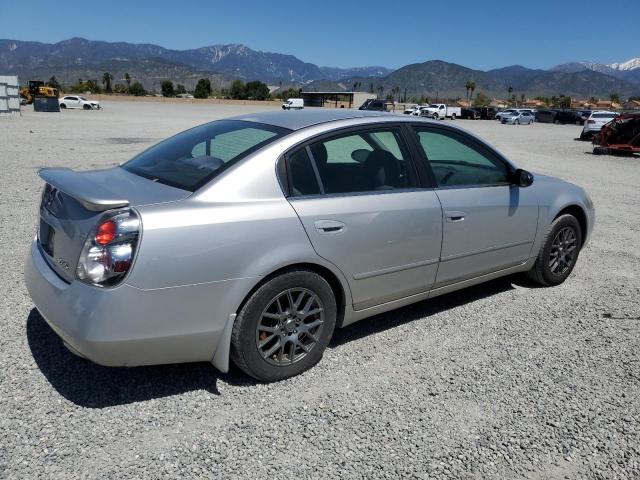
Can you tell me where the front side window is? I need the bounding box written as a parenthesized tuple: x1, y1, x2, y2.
(288, 128, 417, 195)
(413, 128, 510, 188)
(122, 120, 288, 191)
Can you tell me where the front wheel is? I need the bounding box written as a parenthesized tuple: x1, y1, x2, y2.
(515, 119, 520, 125)
(59, 103, 66, 109)
(432, 113, 439, 120)
(527, 214, 582, 286)
(230, 269, 337, 381)
(83, 104, 91, 110)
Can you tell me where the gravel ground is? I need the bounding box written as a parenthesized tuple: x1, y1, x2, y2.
(0, 102, 638, 479)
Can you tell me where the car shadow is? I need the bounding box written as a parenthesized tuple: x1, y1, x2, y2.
(27, 275, 535, 407)
(330, 275, 524, 348)
(26, 308, 257, 408)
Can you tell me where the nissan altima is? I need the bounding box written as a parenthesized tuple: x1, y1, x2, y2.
(25, 109, 594, 381)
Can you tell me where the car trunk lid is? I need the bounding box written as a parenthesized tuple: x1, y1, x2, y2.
(37, 167, 190, 282)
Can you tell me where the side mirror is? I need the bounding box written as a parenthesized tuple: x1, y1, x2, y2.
(512, 169, 534, 187)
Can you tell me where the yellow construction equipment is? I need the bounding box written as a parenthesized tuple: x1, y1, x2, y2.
(19, 80, 59, 104)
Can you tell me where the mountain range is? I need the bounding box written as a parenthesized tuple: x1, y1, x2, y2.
(1, 37, 638, 99)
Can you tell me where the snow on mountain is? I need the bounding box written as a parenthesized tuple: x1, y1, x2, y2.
(609, 58, 640, 71)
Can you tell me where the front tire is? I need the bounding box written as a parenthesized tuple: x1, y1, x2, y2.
(83, 104, 91, 110)
(59, 103, 66, 109)
(527, 214, 582, 286)
(230, 269, 337, 381)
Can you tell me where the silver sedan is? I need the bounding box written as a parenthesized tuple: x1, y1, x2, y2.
(25, 109, 595, 381)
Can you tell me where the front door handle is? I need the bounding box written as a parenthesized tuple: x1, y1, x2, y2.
(445, 211, 466, 223)
(314, 220, 346, 234)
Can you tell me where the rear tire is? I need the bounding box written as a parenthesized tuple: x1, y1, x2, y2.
(526, 214, 582, 286)
(230, 269, 337, 382)
(451, 113, 456, 120)
(59, 103, 66, 109)
(515, 119, 520, 125)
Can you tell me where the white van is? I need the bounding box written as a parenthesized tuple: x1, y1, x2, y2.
(282, 98, 304, 110)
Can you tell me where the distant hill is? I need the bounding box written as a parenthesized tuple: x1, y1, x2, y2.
(0, 37, 386, 86)
(551, 59, 640, 85)
(1, 37, 638, 98)
(307, 60, 639, 99)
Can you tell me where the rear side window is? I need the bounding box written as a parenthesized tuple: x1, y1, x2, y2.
(287, 128, 417, 196)
(592, 113, 616, 119)
(413, 128, 509, 187)
(122, 120, 288, 191)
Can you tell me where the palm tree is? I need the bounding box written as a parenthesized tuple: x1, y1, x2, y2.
(124, 72, 131, 93)
(520, 93, 525, 105)
(102, 72, 113, 94)
(507, 86, 513, 105)
(469, 81, 476, 101)
(465, 80, 472, 101)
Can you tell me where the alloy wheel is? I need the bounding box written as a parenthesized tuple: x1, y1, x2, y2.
(549, 226, 577, 275)
(256, 288, 325, 366)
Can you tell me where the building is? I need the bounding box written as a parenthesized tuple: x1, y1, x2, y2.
(0, 75, 20, 115)
(300, 91, 377, 109)
(622, 99, 640, 110)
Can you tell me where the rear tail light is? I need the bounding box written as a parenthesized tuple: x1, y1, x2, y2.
(77, 209, 140, 287)
(587, 120, 596, 124)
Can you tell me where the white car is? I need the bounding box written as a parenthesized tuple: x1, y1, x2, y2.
(403, 104, 419, 115)
(495, 109, 532, 121)
(59, 96, 101, 110)
(580, 111, 618, 140)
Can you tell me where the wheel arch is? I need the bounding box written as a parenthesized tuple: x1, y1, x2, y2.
(211, 260, 350, 373)
(553, 204, 588, 242)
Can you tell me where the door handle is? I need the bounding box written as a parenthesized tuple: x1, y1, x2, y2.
(314, 220, 346, 234)
(445, 211, 466, 223)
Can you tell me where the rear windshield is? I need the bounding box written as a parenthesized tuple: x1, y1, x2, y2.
(122, 120, 289, 191)
(592, 113, 616, 119)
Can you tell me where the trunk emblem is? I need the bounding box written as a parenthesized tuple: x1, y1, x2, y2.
(56, 257, 71, 271)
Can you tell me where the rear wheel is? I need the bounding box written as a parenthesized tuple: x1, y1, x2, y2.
(59, 103, 66, 109)
(527, 214, 582, 286)
(451, 113, 456, 120)
(230, 269, 337, 381)
(515, 119, 520, 125)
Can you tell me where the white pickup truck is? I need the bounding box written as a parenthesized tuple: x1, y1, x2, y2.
(420, 103, 462, 120)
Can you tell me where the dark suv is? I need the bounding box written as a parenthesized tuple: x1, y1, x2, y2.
(476, 107, 499, 120)
(554, 111, 580, 125)
(535, 110, 557, 123)
(359, 99, 386, 111)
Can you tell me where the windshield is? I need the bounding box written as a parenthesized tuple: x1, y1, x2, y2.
(122, 120, 289, 191)
(428, 104, 439, 108)
(79, 96, 87, 101)
(593, 113, 616, 119)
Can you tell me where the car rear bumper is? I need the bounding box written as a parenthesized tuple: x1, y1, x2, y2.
(25, 239, 251, 367)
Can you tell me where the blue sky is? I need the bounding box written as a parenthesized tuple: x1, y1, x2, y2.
(1, 0, 638, 70)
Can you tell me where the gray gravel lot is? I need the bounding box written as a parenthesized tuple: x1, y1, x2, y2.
(1, 102, 639, 479)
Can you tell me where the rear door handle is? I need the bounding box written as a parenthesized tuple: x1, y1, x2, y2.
(314, 220, 346, 234)
(445, 211, 466, 223)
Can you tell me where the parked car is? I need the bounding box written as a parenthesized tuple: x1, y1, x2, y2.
(553, 111, 581, 125)
(576, 110, 592, 125)
(282, 98, 304, 110)
(420, 103, 462, 119)
(476, 107, 499, 120)
(501, 111, 534, 125)
(461, 108, 480, 120)
(26, 110, 594, 382)
(359, 99, 386, 111)
(535, 109, 558, 123)
(58, 95, 101, 110)
(495, 109, 518, 121)
(403, 104, 419, 115)
(581, 111, 619, 140)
